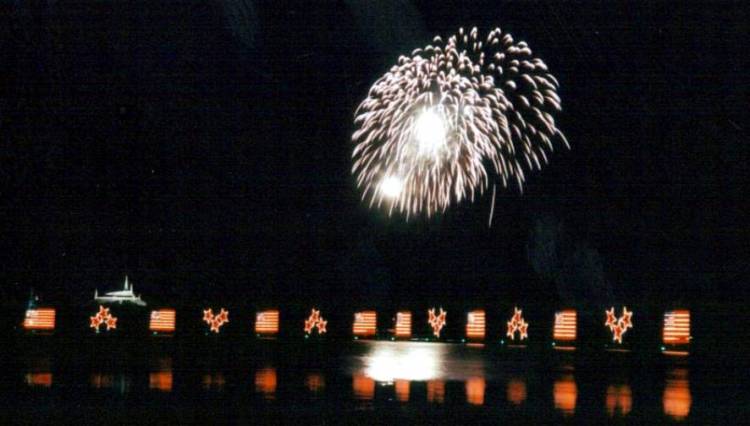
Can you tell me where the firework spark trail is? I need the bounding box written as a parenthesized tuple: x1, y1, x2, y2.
(352, 27, 568, 219)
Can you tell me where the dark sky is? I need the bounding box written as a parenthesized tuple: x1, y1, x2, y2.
(1, 1, 747, 307)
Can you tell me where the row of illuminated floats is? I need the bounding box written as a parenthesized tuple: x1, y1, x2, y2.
(21, 303, 692, 355)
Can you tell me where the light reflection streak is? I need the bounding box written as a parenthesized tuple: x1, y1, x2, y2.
(352, 374, 375, 400)
(427, 380, 445, 404)
(663, 368, 691, 421)
(24, 372, 52, 388)
(394, 379, 410, 402)
(605, 384, 632, 417)
(506, 377, 527, 405)
(363, 342, 444, 382)
(255, 368, 277, 400)
(554, 374, 577, 416)
(305, 372, 325, 393)
(465, 377, 486, 406)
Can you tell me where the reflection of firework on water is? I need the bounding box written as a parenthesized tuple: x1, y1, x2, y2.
(352, 27, 568, 219)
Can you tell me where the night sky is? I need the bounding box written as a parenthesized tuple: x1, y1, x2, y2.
(1, 1, 748, 309)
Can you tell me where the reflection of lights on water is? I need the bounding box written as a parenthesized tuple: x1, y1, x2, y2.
(149, 371, 173, 392)
(90, 373, 131, 394)
(363, 342, 443, 382)
(255, 368, 277, 400)
(507, 378, 527, 405)
(663, 369, 691, 421)
(395, 379, 410, 402)
(352, 374, 375, 400)
(202, 373, 226, 391)
(465, 377, 486, 405)
(554, 375, 578, 416)
(25, 372, 52, 388)
(427, 380, 445, 404)
(305, 372, 325, 393)
(606, 384, 632, 417)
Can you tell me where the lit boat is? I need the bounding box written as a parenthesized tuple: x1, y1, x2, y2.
(94, 276, 146, 306)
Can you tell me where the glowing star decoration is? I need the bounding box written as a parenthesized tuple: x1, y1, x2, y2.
(428, 307, 447, 338)
(506, 307, 529, 341)
(89, 305, 118, 333)
(202, 307, 229, 333)
(304, 308, 327, 335)
(605, 306, 634, 344)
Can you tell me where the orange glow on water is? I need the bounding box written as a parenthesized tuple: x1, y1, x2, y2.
(25, 372, 52, 388)
(427, 380, 445, 404)
(255, 368, 277, 399)
(149, 371, 173, 392)
(465, 377, 486, 405)
(353, 311, 377, 337)
(606, 384, 632, 417)
(23, 308, 56, 331)
(553, 310, 577, 341)
(395, 379, 410, 402)
(255, 310, 280, 335)
(352, 374, 375, 400)
(90, 373, 114, 389)
(305, 372, 325, 393)
(554, 375, 577, 416)
(663, 369, 691, 421)
(506, 378, 527, 405)
(466, 310, 486, 340)
(202, 373, 226, 390)
(395, 311, 412, 338)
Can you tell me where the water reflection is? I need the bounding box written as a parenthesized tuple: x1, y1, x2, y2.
(90, 373, 131, 394)
(554, 374, 577, 416)
(352, 374, 375, 401)
(255, 368, 277, 400)
(394, 379, 410, 402)
(363, 341, 444, 382)
(605, 384, 632, 417)
(202, 372, 226, 391)
(465, 377, 486, 405)
(663, 368, 691, 421)
(25, 372, 52, 388)
(305, 372, 325, 393)
(149, 357, 173, 392)
(506, 377, 527, 405)
(426, 380, 445, 404)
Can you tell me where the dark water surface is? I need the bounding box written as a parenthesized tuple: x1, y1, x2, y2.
(4, 340, 746, 424)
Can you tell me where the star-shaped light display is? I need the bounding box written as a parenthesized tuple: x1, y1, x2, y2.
(203, 307, 229, 333)
(605, 306, 634, 344)
(305, 308, 327, 335)
(428, 307, 447, 338)
(506, 307, 529, 341)
(90, 305, 118, 333)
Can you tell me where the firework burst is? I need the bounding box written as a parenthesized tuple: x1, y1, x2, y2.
(352, 27, 568, 220)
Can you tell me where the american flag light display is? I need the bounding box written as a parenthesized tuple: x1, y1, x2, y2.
(255, 310, 280, 336)
(395, 311, 412, 338)
(466, 310, 486, 340)
(553, 309, 577, 342)
(663, 310, 690, 345)
(149, 309, 176, 333)
(23, 308, 56, 331)
(353, 311, 377, 337)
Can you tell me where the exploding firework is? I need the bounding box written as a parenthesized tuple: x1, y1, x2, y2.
(352, 27, 568, 220)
